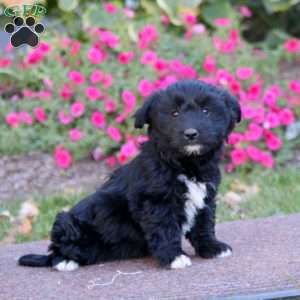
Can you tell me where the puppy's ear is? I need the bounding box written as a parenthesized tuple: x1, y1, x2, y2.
(223, 91, 241, 133)
(134, 92, 160, 129)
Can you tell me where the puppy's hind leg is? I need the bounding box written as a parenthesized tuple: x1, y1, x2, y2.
(49, 212, 85, 271)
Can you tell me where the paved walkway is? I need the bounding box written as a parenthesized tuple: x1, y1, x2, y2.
(0, 214, 300, 300)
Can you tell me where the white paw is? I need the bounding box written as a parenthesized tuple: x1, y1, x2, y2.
(170, 255, 192, 269)
(54, 260, 79, 271)
(217, 249, 232, 258)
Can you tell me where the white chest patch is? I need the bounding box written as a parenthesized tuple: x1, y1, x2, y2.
(178, 174, 207, 234)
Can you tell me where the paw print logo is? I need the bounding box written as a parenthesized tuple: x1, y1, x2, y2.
(4, 16, 45, 48)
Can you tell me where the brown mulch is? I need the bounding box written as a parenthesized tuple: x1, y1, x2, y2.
(0, 153, 110, 204)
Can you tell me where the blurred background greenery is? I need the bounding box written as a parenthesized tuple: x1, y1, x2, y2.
(1, 0, 300, 47)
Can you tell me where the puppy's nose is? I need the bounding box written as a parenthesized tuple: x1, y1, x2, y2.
(184, 128, 199, 140)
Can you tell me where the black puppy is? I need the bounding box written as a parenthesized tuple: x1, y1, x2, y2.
(19, 80, 241, 271)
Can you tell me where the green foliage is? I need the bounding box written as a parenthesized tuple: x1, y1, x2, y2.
(43, 0, 300, 46)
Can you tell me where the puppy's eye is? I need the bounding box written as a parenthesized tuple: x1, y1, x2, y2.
(202, 108, 209, 115)
(172, 111, 179, 117)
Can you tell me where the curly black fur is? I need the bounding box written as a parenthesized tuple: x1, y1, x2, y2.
(18, 80, 241, 270)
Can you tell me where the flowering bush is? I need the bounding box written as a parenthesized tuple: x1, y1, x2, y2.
(0, 2, 299, 171)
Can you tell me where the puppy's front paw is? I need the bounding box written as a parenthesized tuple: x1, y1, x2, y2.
(196, 239, 232, 259)
(54, 260, 79, 271)
(170, 254, 192, 269)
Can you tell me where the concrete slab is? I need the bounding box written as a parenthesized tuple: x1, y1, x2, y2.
(0, 214, 300, 300)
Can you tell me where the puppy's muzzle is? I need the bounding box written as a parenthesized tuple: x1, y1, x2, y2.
(184, 128, 199, 141)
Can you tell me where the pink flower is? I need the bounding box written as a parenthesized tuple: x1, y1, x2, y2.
(136, 135, 149, 144)
(259, 151, 274, 168)
(265, 112, 280, 129)
(118, 51, 135, 64)
(91, 111, 106, 128)
(289, 80, 300, 94)
(183, 13, 197, 26)
(105, 99, 117, 113)
(70, 40, 81, 56)
(191, 24, 206, 35)
(154, 58, 169, 73)
(229, 80, 241, 95)
(124, 8, 135, 19)
(265, 132, 282, 151)
(214, 18, 231, 27)
(38, 42, 51, 54)
(263, 90, 277, 108)
(0, 57, 12, 68)
(245, 123, 263, 141)
(104, 2, 118, 14)
(242, 106, 256, 120)
(284, 38, 300, 53)
(122, 90, 136, 112)
(140, 51, 157, 65)
(54, 146, 72, 169)
(216, 68, 234, 85)
(138, 80, 153, 97)
(236, 67, 253, 80)
(58, 111, 73, 125)
(90, 70, 103, 84)
(105, 155, 117, 168)
(60, 84, 73, 101)
(86, 86, 102, 101)
(230, 148, 248, 166)
(253, 107, 265, 124)
(71, 101, 85, 118)
(203, 55, 216, 73)
(99, 30, 120, 49)
(279, 108, 295, 125)
(138, 25, 159, 49)
(43, 78, 53, 90)
(246, 145, 262, 162)
(69, 70, 85, 85)
(228, 132, 244, 145)
(69, 128, 84, 142)
(5, 112, 20, 128)
(25, 49, 44, 64)
(247, 82, 261, 100)
(34, 107, 47, 123)
(269, 84, 282, 97)
(118, 140, 138, 164)
(87, 47, 105, 64)
(102, 73, 113, 89)
(107, 126, 122, 142)
(239, 5, 252, 17)
(19, 111, 33, 125)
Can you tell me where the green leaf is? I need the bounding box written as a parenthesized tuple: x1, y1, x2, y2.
(127, 23, 138, 42)
(202, 1, 232, 24)
(82, 4, 121, 29)
(141, 0, 161, 15)
(0, 69, 21, 80)
(58, 0, 79, 12)
(263, 0, 300, 13)
(156, 0, 202, 25)
(156, 0, 181, 25)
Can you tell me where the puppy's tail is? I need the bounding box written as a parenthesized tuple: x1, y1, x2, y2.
(18, 254, 52, 267)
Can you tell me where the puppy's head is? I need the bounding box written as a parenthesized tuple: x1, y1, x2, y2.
(134, 80, 241, 157)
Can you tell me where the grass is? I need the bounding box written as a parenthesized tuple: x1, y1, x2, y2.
(1, 166, 300, 244)
(217, 166, 300, 222)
